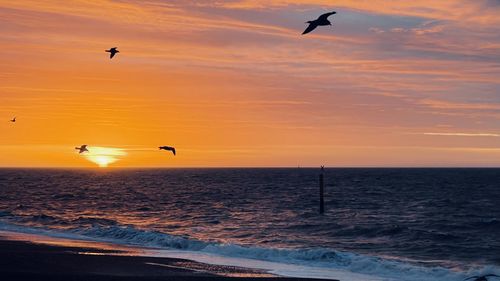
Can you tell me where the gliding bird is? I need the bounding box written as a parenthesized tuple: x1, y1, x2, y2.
(75, 145, 89, 154)
(159, 146, 176, 156)
(105, 47, 119, 59)
(10, 117, 16, 122)
(302, 11, 337, 35)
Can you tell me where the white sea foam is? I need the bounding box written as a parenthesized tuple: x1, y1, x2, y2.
(0, 222, 497, 281)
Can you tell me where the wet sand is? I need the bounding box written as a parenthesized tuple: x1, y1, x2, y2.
(0, 233, 335, 281)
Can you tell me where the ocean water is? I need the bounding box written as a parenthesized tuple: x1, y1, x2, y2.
(0, 168, 499, 280)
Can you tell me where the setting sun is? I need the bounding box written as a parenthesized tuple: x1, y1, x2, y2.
(80, 147, 127, 168)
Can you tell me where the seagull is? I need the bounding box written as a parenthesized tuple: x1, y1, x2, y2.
(10, 117, 16, 122)
(464, 274, 500, 281)
(302, 11, 337, 35)
(75, 145, 89, 154)
(159, 146, 176, 156)
(105, 47, 119, 59)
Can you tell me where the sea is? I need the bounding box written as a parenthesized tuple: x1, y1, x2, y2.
(0, 168, 498, 281)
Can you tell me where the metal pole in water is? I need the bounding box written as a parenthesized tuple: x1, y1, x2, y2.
(319, 165, 325, 214)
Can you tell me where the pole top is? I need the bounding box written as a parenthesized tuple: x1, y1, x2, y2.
(320, 165, 324, 172)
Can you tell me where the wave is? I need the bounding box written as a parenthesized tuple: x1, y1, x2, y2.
(28, 214, 60, 224)
(0, 221, 495, 281)
(70, 216, 118, 226)
(3, 212, 121, 228)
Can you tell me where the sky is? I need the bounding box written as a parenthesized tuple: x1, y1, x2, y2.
(1, 0, 500, 167)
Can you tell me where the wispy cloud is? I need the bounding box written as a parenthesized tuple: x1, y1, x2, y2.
(419, 99, 500, 110)
(422, 132, 500, 137)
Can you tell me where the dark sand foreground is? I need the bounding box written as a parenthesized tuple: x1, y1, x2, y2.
(0, 233, 335, 281)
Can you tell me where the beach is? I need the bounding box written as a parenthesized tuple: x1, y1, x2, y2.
(0, 230, 329, 281)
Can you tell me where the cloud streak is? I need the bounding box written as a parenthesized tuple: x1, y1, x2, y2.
(422, 132, 500, 137)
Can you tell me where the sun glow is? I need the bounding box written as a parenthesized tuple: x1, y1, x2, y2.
(81, 147, 127, 168)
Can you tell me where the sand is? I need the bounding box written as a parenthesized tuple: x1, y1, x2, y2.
(0, 233, 335, 281)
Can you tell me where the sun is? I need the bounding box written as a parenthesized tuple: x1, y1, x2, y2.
(90, 155, 115, 168)
(80, 147, 127, 168)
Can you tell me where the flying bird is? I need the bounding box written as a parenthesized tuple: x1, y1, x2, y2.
(464, 274, 500, 281)
(75, 145, 89, 154)
(159, 146, 176, 156)
(302, 11, 337, 35)
(10, 117, 16, 122)
(105, 47, 119, 59)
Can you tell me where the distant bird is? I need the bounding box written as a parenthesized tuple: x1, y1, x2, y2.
(302, 11, 337, 35)
(10, 117, 16, 122)
(75, 145, 89, 154)
(105, 47, 119, 59)
(464, 274, 500, 281)
(159, 146, 176, 156)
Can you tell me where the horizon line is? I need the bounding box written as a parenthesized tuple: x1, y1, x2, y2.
(1, 166, 499, 169)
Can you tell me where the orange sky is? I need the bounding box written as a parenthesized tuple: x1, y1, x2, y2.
(1, 0, 500, 167)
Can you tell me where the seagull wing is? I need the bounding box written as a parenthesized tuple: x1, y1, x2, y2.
(463, 277, 479, 281)
(110, 52, 116, 59)
(318, 11, 336, 21)
(302, 22, 318, 35)
(159, 146, 176, 155)
(81, 145, 87, 149)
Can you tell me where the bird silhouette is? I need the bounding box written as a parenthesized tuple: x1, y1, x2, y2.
(159, 146, 176, 156)
(464, 274, 500, 281)
(302, 11, 337, 35)
(75, 145, 89, 154)
(10, 117, 16, 122)
(105, 47, 119, 59)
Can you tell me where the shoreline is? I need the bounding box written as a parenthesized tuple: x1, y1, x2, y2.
(0, 230, 334, 281)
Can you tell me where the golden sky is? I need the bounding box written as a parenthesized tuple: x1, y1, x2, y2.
(1, 0, 500, 167)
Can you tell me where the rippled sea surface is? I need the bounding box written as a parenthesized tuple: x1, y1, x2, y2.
(0, 168, 499, 278)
